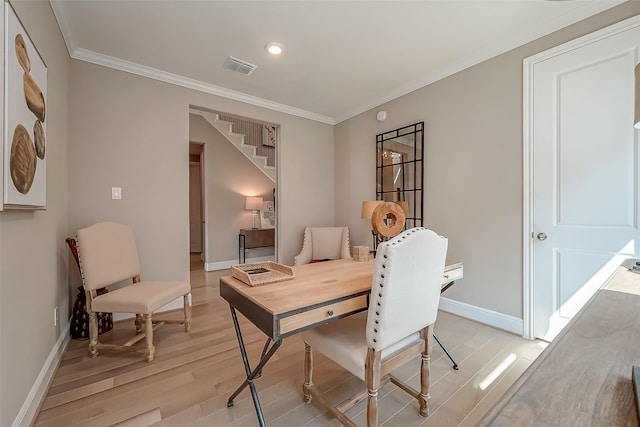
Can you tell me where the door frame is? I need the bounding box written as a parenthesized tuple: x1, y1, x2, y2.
(199, 146, 207, 261)
(523, 14, 640, 340)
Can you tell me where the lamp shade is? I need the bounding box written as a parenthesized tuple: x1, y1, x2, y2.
(361, 200, 383, 219)
(245, 196, 263, 211)
(635, 63, 640, 129)
(396, 201, 409, 217)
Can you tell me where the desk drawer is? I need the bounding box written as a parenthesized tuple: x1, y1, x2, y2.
(443, 266, 463, 283)
(280, 295, 368, 335)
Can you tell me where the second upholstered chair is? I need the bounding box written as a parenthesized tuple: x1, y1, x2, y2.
(301, 227, 448, 426)
(76, 221, 191, 362)
(293, 226, 351, 265)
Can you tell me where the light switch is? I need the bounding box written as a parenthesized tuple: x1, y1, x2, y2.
(111, 187, 122, 200)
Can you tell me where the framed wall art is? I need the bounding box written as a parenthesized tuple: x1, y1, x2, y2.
(261, 200, 275, 229)
(4, 1, 47, 209)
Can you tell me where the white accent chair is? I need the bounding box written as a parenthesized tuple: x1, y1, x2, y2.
(301, 227, 448, 426)
(293, 226, 351, 266)
(76, 221, 191, 362)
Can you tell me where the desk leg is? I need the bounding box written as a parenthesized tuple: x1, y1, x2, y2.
(227, 306, 282, 427)
(433, 333, 458, 370)
(437, 280, 459, 370)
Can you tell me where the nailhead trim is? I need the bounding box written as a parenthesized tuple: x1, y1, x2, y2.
(369, 227, 431, 352)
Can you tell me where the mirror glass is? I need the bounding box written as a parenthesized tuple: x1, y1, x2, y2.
(376, 122, 424, 228)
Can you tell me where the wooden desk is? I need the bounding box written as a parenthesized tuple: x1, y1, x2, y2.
(220, 258, 463, 426)
(479, 262, 640, 426)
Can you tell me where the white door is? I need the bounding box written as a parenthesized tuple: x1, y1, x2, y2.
(528, 18, 640, 341)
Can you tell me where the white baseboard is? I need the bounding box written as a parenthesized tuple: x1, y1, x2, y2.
(205, 255, 275, 272)
(439, 297, 524, 336)
(13, 322, 71, 427)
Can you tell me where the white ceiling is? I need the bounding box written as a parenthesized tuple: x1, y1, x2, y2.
(50, 0, 626, 124)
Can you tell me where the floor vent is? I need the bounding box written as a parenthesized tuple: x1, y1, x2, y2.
(223, 56, 258, 75)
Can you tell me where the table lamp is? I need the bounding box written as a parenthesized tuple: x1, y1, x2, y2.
(245, 196, 263, 229)
(361, 201, 383, 251)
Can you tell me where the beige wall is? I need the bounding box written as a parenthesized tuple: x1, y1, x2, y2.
(68, 61, 334, 272)
(3, 1, 639, 425)
(0, 1, 70, 426)
(189, 114, 275, 264)
(335, 2, 640, 319)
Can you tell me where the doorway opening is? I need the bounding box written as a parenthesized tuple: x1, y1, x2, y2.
(189, 142, 205, 271)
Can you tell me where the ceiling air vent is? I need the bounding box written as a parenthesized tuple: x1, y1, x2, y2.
(223, 56, 258, 75)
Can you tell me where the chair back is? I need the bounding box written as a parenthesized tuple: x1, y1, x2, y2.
(76, 222, 142, 291)
(366, 227, 448, 351)
(308, 226, 350, 260)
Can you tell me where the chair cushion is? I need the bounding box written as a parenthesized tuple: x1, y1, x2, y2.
(302, 311, 422, 381)
(91, 281, 190, 314)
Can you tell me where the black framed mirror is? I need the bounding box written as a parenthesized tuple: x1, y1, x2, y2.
(376, 122, 424, 228)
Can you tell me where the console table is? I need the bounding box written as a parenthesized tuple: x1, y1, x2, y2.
(238, 228, 275, 263)
(479, 260, 640, 426)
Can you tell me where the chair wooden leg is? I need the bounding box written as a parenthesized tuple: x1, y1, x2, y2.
(419, 324, 434, 417)
(144, 314, 155, 362)
(88, 312, 99, 358)
(303, 343, 314, 403)
(183, 294, 191, 332)
(135, 314, 143, 333)
(366, 349, 382, 427)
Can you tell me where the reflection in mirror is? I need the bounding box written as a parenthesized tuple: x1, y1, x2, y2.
(376, 122, 424, 228)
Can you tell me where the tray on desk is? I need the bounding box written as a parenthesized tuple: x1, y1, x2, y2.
(231, 262, 295, 287)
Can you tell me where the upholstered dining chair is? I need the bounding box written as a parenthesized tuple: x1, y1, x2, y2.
(76, 221, 191, 362)
(301, 227, 448, 426)
(293, 226, 351, 265)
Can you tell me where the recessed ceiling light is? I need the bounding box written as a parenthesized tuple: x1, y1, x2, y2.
(265, 42, 283, 55)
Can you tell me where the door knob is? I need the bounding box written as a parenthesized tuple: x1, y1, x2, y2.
(537, 233, 547, 241)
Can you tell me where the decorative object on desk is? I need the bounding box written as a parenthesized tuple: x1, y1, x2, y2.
(231, 261, 294, 286)
(352, 245, 370, 262)
(396, 200, 409, 220)
(245, 196, 263, 229)
(4, 2, 47, 209)
(371, 201, 406, 238)
(635, 63, 639, 129)
(261, 200, 275, 228)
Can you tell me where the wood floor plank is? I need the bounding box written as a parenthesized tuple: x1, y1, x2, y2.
(33, 261, 544, 427)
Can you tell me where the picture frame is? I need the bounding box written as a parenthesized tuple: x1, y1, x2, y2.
(262, 125, 276, 147)
(261, 200, 275, 229)
(3, 2, 47, 209)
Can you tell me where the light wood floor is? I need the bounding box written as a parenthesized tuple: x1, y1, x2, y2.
(33, 256, 546, 427)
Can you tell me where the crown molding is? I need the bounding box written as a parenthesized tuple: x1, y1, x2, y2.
(49, 1, 333, 125)
(72, 48, 335, 125)
(51, 0, 624, 126)
(333, 0, 626, 123)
